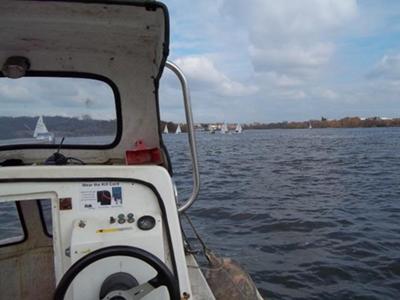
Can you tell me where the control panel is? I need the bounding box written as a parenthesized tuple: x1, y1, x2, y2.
(0, 165, 192, 300)
(55, 181, 168, 299)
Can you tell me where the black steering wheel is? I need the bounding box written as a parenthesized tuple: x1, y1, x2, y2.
(53, 245, 180, 300)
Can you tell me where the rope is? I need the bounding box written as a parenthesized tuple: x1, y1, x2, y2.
(182, 213, 210, 256)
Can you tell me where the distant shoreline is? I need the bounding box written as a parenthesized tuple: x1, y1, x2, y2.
(244, 126, 400, 130)
(163, 117, 400, 132)
(242, 117, 400, 130)
(1, 117, 397, 139)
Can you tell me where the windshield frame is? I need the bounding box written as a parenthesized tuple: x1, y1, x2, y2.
(0, 71, 122, 151)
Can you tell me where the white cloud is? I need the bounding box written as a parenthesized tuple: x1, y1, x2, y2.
(280, 89, 307, 100)
(318, 88, 338, 100)
(255, 72, 303, 88)
(222, 0, 358, 40)
(174, 56, 258, 97)
(0, 80, 30, 101)
(368, 53, 400, 80)
(220, 0, 357, 80)
(0, 78, 115, 119)
(250, 43, 335, 75)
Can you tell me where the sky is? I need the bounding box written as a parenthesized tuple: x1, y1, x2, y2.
(0, 78, 115, 120)
(159, 0, 400, 123)
(1, 1, 400, 124)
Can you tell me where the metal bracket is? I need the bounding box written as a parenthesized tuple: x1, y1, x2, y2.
(165, 61, 200, 213)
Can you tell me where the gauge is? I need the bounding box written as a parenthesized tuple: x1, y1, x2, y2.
(137, 215, 156, 231)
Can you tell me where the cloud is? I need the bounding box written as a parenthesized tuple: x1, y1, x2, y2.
(367, 54, 400, 80)
(318, 88, 338, 100)
(174, 56, 258, 97)
(221, 0, 358, 79)
(0, 77, 115, 119)
(221, 0, 358, 40)
(250, 43, 335, 76)
(0, 81, 31, 101)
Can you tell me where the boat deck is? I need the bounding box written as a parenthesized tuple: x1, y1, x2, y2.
(186, 254, 216, 300)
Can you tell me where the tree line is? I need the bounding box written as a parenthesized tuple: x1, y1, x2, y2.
(243, 117, 400, 130)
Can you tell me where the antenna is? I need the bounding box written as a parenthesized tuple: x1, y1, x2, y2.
(57, 137, 65, 153)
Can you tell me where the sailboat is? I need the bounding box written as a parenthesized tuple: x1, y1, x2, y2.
(33, 116, 54, 142)
(175, 123, 182, 134)
(163, 124, 169, 134)
(220, 123, 228, 134)
(235, 123, 242, 133)
(308, 121, 312, 129)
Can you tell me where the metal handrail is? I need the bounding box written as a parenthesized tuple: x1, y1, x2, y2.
(165, 61, 200, 213)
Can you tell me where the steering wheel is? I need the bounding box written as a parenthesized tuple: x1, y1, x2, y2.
(53, 245, 180, 300)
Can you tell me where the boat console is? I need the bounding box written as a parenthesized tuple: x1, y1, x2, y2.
(0, 166, 191, 299)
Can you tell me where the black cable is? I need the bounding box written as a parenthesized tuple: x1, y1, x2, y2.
(182, 213, 209, 254)
(66, 157, 86, 165)
(180, 217, 197, 255)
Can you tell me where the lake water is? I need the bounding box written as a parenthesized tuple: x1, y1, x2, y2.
(0, 128, 399, 299)
(164, 128, 400, 300)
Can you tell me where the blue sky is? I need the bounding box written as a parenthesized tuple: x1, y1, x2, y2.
(159, 0, 400, 123)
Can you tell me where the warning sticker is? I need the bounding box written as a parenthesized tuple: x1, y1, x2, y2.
(80, 182, 123, 210)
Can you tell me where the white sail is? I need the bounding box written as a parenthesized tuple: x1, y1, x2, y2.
(221, 123, 228, 134)
(175, 124, 181, 134)
(33, 116, 49, 138)
(235, 123, 242, 133)
(308, 121, 312, 129)
(163, 124, 169, 134)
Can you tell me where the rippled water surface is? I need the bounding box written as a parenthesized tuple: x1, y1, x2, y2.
(0, 128, 399, 299)
(164, 128, 400, 300)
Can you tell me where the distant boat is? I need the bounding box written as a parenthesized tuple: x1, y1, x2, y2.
(163, 124, 169, 134)
(220, 123, 228, 134)
(308, 121, 312, 129)
(207, 124, 216, 134)
(175, 124, 182, 134)
(33, 116, 54, 142)
(235, 123, 242, 133)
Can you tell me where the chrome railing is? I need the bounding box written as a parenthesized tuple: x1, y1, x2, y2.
(165, 61, 200, 213)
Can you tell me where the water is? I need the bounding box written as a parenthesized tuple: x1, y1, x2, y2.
(165, 128, 400, 300)
(1, 128, 399, 299)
